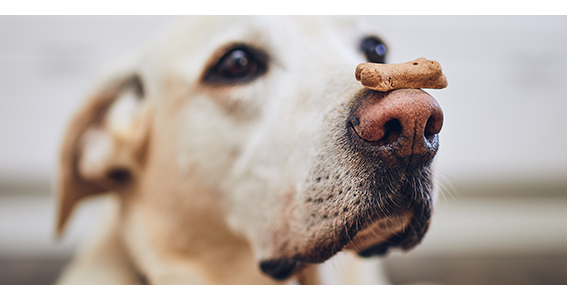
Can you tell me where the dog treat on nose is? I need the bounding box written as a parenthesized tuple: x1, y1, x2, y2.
(355, 58, 448, 92)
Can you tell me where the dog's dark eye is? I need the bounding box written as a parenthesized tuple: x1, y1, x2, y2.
(204, 45, 268, 84)
(360, 37, 387, 64)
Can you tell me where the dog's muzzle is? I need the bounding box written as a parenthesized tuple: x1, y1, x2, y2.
(344, 88, 443, 255)
(260, 88, 444, 281)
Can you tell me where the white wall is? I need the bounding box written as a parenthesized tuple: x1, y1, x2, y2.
(2, 16, 566, 187)
(0, 16, 173, 184)
(364, 16, 567, 185)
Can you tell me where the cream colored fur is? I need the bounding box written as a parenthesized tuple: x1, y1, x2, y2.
(56, 16, 420, 284)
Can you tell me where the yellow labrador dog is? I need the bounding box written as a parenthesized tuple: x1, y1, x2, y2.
(56, 16, 444, 284)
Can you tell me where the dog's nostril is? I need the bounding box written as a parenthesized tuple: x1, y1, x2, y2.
(424, 113, 443, 141)
(424, 116, 435, 140)
(351, 116, 361, 127)
(382, 119, 402, 143)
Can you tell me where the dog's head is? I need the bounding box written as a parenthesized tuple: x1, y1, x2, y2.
(57, 16, 443, 282)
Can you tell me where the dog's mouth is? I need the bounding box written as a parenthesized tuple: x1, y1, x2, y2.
(347, 198, 431, 258)
(344, 210, 415, 255)
(259, 166, 433, 281)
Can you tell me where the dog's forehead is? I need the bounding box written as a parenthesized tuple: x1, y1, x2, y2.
(162, 16, 362, 46)
(139, 16, 370, 84)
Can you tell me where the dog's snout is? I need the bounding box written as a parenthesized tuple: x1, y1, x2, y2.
(349, 89, 444, 165)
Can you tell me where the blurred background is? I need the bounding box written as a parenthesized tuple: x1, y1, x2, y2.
(0, 16, 566, 284)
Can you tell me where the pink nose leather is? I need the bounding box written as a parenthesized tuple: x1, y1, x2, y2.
(351, 89, 443, 161)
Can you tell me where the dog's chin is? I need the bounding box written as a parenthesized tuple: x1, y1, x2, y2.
(259, 210, 429, 281)
(260, 214, 430, 281)
(259, 171, 433, 281)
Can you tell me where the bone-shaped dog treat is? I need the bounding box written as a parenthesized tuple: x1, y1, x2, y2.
(355, 58, 448, 92)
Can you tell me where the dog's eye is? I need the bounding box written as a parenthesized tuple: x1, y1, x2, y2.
(360, 37, 387, 64)
(204, 45, 268, 84)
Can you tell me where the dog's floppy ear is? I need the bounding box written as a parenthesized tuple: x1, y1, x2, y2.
(57, 73, 152, 235)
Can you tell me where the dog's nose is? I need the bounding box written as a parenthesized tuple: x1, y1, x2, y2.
(349, 89, 443, 166)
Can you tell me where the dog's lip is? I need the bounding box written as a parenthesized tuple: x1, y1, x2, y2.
(343, 211, 414, 253)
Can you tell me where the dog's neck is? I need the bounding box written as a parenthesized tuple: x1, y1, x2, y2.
(116, 181, 283, 284)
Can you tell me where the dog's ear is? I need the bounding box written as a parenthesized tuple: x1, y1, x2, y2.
(57, 73, 153, 235)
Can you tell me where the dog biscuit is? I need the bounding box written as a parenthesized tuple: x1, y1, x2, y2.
(355, 58, 448, 92)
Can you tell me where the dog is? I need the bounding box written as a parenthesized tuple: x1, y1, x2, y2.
(55, 16, 444, 284)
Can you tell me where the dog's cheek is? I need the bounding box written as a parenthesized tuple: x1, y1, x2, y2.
(174, 96, 250, 180)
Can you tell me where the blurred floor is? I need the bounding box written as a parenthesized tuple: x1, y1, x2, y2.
(1, 254, 567, 285)
(0, 257, 70, 285)
(383, 255, 567, 285)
